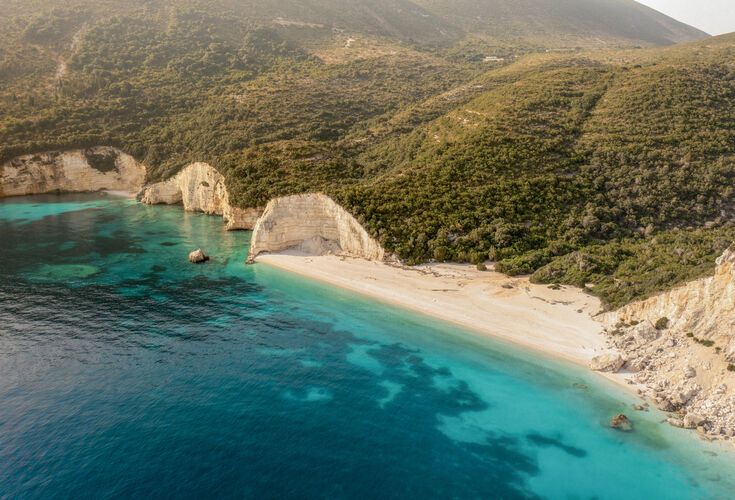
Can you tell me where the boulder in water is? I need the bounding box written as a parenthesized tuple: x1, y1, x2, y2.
(188, 248, 209, 264)
(610, 413, 633, 432)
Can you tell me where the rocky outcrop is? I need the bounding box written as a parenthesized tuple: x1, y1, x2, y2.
(0, 147, 146, 197)
(590, 353, 625, 372)
(247, 193, 386, 263)
(601, 247, 735, 440)
(138, 162, 261, 230)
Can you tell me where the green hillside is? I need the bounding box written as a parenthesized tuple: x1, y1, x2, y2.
(338, 35, 735, 307)
(0, 1, 732, 308)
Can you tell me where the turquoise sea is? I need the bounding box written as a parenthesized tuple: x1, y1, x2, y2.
(1, 194, 734, 499)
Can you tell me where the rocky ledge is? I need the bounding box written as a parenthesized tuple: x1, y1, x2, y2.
(247, 193, 386, 263)
(0, 147, 146, 197)
(600, 247, 735, 441)
(138, 162, 261, 230)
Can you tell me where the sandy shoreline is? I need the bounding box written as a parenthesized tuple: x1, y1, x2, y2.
(256, 252, 632, 389)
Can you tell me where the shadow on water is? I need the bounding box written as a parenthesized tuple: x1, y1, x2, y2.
(526, 432, 587, 458)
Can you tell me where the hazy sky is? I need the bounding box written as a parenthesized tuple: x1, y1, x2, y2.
(637, 0, 735, 35)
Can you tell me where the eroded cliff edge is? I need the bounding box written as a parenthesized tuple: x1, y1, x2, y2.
(0, 147, 146, 197)
(601, 247, 735, 439)
(247, 193, 386, 263)
(138, 162, 261, 230)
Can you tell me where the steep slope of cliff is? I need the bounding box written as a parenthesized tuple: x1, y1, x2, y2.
(0, 147, 145, 197)
(606, 247, 735, 362)
(139, 163, 261, 230)
(247, 194, 385, 262)
(598, 248, 735, 438)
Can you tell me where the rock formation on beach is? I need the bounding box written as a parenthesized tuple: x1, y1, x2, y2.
(0, 147, 146, 198)
(590, 353, 625, 373)
(601, 247, 735, 440)
(139, 162, 261, 230)
(247, 193, 386, 263)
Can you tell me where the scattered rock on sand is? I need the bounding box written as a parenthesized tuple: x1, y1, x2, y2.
(610, 413, 633, 432)
(188, 248, 209, 264)
(590, 353, 625, 373)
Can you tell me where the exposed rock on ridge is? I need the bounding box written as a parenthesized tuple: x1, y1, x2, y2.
(0, 147, 146, 197)
(247, 193, 386, 263)
(601, 247, 735, 440)
(138, 162, 261, 230)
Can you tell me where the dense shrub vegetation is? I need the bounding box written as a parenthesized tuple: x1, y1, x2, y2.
(0, 1, 732, 307)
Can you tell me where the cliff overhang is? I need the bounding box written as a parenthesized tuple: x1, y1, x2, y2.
(247, 193, 386, 263)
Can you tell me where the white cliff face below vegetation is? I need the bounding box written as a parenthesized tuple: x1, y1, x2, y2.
(247, 193, 386, 263)
(0, 147, 146, 197)
(139, 162, 260, 230)
(601, 248, 735, 440)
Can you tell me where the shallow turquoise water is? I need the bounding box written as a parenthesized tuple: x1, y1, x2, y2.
(1, 194, 733, 498)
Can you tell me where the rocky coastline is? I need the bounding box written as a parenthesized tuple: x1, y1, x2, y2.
(4, 146, 735, 444)
(599, 248, 735, 442)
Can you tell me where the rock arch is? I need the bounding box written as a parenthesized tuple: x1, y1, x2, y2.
(138, 162, 261, 230)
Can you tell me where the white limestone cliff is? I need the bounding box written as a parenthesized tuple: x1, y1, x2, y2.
(600, 247, 735, 440)
(0, 147, 146, 197)
(605, 248, 735, 359)
(247, 193, 386, 263)
(138, 162, 261, 230)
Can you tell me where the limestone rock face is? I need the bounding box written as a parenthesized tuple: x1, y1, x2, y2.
(247, 193, 386, 263)
(139, 162, 261, 230)
(0, 147, 146, 197)
(605, 248, 735, 346)
(601, 247, 735, 439)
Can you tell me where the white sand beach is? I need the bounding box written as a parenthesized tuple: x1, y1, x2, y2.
(257, 252, 630, 386)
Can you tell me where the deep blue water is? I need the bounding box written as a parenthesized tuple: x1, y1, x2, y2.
(1, 194, 734, 499)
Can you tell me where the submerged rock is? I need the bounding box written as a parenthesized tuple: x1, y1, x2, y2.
(188, 248, 209, 264)
(590, 353, 625, 373)
(610, 413, 633, 432)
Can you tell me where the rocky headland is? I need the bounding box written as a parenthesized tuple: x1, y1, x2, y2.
(138, 162, 261, 230)
(0, 147, 146, 197)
